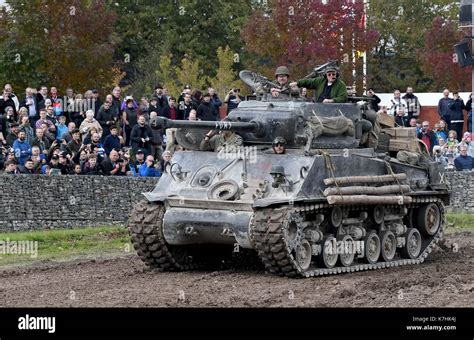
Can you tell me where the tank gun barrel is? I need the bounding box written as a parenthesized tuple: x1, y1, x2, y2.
(157, 117, 261, 133)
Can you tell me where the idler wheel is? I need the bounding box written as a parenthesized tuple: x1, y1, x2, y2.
(417, 203, 441, 236)
(401, 228, 422, 259)
(295, 239, 312, 270)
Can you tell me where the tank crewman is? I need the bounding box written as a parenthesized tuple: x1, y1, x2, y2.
(270, 66, 300, 98)
(290, 66, 348, 103)
(200, 129, 243, 153)
(272, 136, 286, 154)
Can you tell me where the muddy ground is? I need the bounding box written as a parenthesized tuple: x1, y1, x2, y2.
(0, 232, 472, 307)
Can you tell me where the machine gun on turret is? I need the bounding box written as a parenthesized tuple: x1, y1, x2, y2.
(239, 70, 283, 96)
(302, 60, 340, 79)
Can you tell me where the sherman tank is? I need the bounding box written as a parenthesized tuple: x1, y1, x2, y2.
(128, 66, 450, 278)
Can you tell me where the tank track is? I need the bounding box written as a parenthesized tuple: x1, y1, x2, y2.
(129, 200, 237, 271)
(251, 196, 445, 278)
(128, 200, 199, 271)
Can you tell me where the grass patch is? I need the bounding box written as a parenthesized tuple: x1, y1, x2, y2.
(0, 214, 470, 267)
(0, 226, 131, 267)
(446, 213, 474, 233)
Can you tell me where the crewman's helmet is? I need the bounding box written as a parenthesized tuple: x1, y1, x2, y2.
(272, 136, 287, 147)
(275, 66, 290, 78)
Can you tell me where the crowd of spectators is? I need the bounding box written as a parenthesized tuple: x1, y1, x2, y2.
(370, 87, 474, 172)
(0, 83, 232, 177)
(2, 82, 474, 175)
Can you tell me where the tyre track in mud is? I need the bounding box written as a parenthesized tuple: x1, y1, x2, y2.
(0, 232, 472, 308)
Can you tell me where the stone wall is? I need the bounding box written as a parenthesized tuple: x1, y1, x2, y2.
(445, 171, 474, 213)
(0, 171, 471, 232)
(0, 175, 159, 232)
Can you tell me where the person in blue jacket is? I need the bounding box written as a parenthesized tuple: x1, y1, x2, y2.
(12, 131, 32, 165)
(103, 126, 122, 156)
(138, 155, 161, 177)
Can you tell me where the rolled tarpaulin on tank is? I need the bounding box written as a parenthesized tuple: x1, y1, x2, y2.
(323, 184, 411, 197)
(326, 195, 412, 205)
(306, 115, 355, 138)
(323, 173, 407, 186)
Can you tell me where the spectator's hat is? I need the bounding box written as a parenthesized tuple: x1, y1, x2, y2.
(91, 89, 99, 94)
(137, 149, 145, 154)
(125, 95, 134, 103)
(51, 155, 59, 160)
(325, 66, 338, 73)
(184, 84, 191, 90)
(433, 145, 442, 153)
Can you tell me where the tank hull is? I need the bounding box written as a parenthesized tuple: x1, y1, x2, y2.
(128, 99, 450, 277)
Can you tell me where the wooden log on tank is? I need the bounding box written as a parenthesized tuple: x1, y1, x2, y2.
(323, 185, 411, 197)
(326, 195, 413, 205)
(323, 174, 407, 186)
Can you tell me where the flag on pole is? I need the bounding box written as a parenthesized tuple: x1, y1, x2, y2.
(358, 13, 366, 29)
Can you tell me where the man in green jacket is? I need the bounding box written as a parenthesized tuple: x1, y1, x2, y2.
(290, 66, 348, 103)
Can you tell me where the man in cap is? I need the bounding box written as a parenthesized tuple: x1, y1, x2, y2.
(197, 91, 218, 121)
(178, 84, 192, 104)
(131, 148, 146, 175)
(290, 66, 348, 103)
(270, 66, 300, 98)
(6, 122, 20, 147)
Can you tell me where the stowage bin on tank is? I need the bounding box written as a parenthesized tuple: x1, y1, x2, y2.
(128, 70, 450, 278)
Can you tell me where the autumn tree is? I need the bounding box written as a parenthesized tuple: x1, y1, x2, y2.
(143, 47, 242, 100)
(0, 0, 119, 94)
(174, 55, 207, 94)
(367, 0, 458, 92)
(416, 17, 471, 92)
(209, 46, 242, 100)
(158, 54, 180, 100)
(112, 0, 253, 87)
(242, 0, 378, 83)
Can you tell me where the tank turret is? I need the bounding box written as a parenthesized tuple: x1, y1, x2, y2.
(160, 100, 376, 152)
